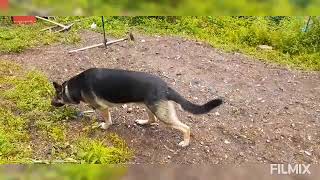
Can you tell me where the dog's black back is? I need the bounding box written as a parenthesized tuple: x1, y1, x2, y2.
(54, 68, 222, 114)
(66, 68, 167, 104)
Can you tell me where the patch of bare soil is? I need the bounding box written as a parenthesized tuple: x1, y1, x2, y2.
(1, 30, 319, 164)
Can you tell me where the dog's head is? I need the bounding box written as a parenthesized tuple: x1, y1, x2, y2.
(51, 81, 66, 107)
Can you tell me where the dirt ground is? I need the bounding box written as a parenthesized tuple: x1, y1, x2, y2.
(1, 30, 319, 165)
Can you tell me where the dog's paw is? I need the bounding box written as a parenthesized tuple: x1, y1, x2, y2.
(99, 122, 110, 130)
(178, 141, 190, 147)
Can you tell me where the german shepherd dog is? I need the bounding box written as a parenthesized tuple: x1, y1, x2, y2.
(51, 68, 223, 147)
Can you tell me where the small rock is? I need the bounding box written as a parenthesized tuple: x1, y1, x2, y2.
(304, 151, 312, 156)
(239, 152, 244, 156)
(224, 140, 231, 144)
(215, 112, 220, 116)
(141, 39, 146, 42)
(122, 104, 128, 109)
(127, 107, 133, 113)
(307, 135, 312, 141)
(90, 22, 97, 29)
(257, 45, 273, 50)
(200, 141, 204, 145)
(266, 139, 271, 143)
(167, 155, 171, 159)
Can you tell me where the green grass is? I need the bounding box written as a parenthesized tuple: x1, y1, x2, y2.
(0, 60, 133, 164)
(0, 109, 32, 163)
(76, 134, 133, 164)
(0, 165, 127, 180)
(0, 17, 81, 53)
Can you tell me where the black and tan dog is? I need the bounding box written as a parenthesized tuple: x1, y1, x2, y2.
(51, 68, 223, 147)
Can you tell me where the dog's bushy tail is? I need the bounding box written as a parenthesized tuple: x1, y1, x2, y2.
(167, 87, 223, 115)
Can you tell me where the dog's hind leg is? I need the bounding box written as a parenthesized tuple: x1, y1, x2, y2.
(97, 108, 112, 130)
(148, 100, 191, 147)
(135, 107, 157, 125)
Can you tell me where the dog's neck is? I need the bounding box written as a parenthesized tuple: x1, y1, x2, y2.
(63, 81, 80, 104)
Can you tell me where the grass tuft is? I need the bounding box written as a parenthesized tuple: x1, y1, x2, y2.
(76, 133, 133, 164)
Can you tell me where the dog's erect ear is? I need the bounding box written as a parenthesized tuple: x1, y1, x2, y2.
(52, 81, 62, 92)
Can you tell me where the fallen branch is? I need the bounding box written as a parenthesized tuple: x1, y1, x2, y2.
(36, 16, 74, 32)
(68, 33, 134, 53)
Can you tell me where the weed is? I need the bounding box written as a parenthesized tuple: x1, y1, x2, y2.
(75, 134, 133, 164)
(49, 126, 67, 142)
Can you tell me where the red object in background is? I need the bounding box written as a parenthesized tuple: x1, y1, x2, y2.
(0, 0, 8, 11)
(12, 16, 37, 24)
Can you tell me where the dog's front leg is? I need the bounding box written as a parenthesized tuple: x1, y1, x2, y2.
(97, 108, 112, 130)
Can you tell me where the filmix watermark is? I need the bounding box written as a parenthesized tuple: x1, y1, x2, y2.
(270, 164, 311, 175)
